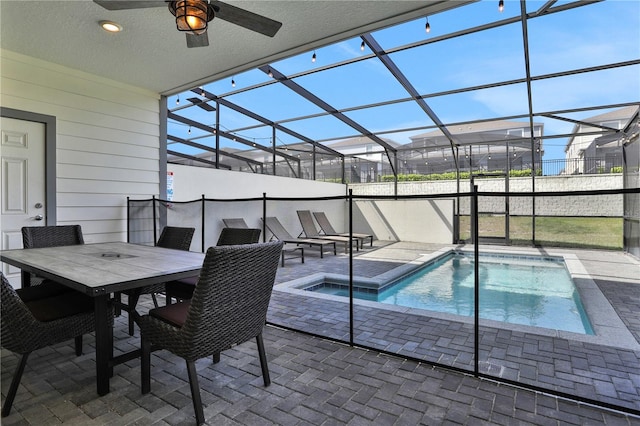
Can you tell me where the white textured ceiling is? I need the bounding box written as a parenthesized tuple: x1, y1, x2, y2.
(0, 1, 469, 95)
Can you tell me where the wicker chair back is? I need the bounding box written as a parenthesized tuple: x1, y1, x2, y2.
(22, 225, 84, 248)
(140, 240, 283, 360)
(156, 226, 195, 251)
(216, 228, 261, 246)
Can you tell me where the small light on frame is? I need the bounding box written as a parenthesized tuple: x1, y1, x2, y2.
(100, 20, 123, 33)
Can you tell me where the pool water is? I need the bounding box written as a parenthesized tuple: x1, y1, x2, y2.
(309, 252, 594, 335)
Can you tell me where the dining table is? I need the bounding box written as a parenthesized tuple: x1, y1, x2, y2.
(0, 241, 205, 396)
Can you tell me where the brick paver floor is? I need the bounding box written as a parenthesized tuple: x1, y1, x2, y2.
(271, 242, 640, 414)
(2, 242, 639, 424)
(2, 311, 640, 425)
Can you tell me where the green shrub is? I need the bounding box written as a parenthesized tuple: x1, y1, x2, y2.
(379, 169, 540, 182)
(611, 166, 623, 173)
(509, 169, 539, 177)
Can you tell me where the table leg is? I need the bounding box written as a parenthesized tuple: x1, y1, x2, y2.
(94, 294, 113, 396)
(20, 270, 31, 288)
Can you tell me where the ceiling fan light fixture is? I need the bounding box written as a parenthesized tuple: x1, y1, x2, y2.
(169, 0, 215, 35)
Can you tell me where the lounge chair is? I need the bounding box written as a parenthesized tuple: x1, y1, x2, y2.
(296, 210, 359, 252)
(263, 216, 336, 258)
(313, 211, 374, 248)
(222, 218, 249, 228)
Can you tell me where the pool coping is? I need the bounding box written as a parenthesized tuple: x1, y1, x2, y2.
(275, 246, 640, 351)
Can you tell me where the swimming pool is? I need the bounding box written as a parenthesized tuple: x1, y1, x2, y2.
(306, 251, 594, 335)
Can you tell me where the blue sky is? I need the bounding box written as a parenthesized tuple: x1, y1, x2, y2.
(168, 0, 640, 162)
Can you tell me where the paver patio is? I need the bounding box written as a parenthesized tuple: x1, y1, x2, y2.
(2, 242, 639, 424)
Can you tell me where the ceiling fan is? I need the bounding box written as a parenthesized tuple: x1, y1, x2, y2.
(94, 0, 282, 48)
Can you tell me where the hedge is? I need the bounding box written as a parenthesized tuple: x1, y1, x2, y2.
(379, 169, 542, 182)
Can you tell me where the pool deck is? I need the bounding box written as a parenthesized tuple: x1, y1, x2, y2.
(276, 244, 639, 350)
(2, 242, 639, 424)
(270, 241, 640, 413)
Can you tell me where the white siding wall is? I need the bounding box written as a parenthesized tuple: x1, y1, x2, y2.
(1, 50, 160, 243)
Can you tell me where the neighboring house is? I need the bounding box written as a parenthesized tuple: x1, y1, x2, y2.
(168, 122, 548, 181)
(564, 106, 638, 175)
(325, 136, 401, 182)
(402, 120, 544, 176)
(168, 140, 344, 180)
(168, 136, 402, 183)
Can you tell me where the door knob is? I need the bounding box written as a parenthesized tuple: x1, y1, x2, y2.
(33, 215, 43, 221)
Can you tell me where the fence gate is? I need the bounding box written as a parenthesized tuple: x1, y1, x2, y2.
(471, 173, 510, 245)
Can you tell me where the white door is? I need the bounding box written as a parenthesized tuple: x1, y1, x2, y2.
(1, 117, 46, 288)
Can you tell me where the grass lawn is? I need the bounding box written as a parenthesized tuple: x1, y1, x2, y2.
(458, 216, 623, 250)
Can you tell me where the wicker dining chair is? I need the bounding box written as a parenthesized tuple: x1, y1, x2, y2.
(122, 226, 195, 335)
(21, 225, 84, 289)
(138, 241, 283, 425)
(164, 227, 261, 304)
(0, 272, 112, 417)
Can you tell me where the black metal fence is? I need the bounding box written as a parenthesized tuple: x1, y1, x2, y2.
(543, 156, 624, 176)
(339, 156, 624, 183)
(624, 137, 639, 258)
(128, 186, 640, 416)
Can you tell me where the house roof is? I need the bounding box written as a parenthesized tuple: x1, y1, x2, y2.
(564, 106, 640, 150)
(404, 120, 544, 149)
(580, 105, 639, 124)
(411, 120, 543, 140)
(327, 136, 401, 150)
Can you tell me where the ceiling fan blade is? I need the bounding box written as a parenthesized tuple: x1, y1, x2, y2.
(213, 1, 282, 37)
(186, 32, 209, 48)
(186, 97, 216, 111)
(94, 1, 165, 11)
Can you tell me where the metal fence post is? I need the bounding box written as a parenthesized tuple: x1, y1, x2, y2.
(201, 194, 205, 253)
(152, 195, 157, 245)
(473, 184, 479, 377)
(349, 189, 354, 346)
